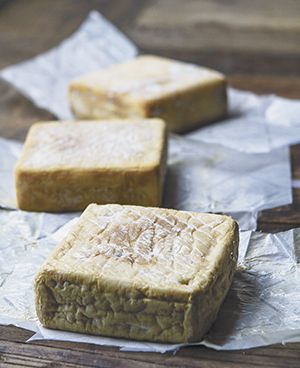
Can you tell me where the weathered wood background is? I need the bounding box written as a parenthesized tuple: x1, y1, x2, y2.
(0, 0, 300, 366)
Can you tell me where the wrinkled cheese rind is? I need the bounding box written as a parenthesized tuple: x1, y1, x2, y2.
(35, 204, 239, 343)
(69, 55, 227, 133)
(15, 120, 167, 212)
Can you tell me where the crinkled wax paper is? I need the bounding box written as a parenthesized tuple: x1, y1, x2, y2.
(187, 89, 300, 153)
(0, 137, 22, 209)
(0, 135, 292, 231)
(165, 135, 291, 215)
(0, 211, 300, 353)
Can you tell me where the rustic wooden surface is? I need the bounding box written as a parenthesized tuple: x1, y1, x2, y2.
(1, 0, 300, 366)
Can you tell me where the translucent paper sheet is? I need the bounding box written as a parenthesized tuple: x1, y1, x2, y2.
(0, 135, 292, 231)
(0, 137, 22, 209)
(0, 213, 78, 331)
(165, 135, 291, 214)
(0, 212, 299, 353)
(188, 89, 300, 153)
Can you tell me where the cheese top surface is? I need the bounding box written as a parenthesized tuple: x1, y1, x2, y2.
(70, 55, 225, 103)
(17, 119, 165, 171)
(46, 204, 237, 296)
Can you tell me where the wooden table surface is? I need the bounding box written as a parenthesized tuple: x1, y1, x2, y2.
(1, 0, 300, 367)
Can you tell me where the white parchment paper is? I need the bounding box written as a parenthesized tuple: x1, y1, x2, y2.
(0, 211, 299, 353)
(188, 89, 300, 153)
(165, 135, 291, 215)
(0, 137, 22, 209)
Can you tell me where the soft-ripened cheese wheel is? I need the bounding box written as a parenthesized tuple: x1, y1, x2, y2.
(35, 204, 239, 343)
(69, 55, 227, 133)
(15, 119, 167, 212)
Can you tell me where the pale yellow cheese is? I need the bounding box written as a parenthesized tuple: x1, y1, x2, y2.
(35, 204, 239, 343)
(69, 55, 227, 133)
(16, 119, 167, 212)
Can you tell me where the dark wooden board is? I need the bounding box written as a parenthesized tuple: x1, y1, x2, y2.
(0, 0, 300, 367)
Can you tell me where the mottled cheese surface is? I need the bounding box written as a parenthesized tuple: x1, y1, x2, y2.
(71, 55, 224, 102)
(18, 119, 165, 170)
(52, 205, 233, 291)
(35, 204, 239, 343)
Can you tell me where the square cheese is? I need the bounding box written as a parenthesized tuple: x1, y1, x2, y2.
(16, 119, 167, 212)
(35, 204, 239, 343)
(69, 55, 227, 133)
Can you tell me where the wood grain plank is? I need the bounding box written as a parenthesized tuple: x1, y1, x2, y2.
(133, 0, 300, 54)
(228, 76, 300, 100)
(1, 326, 300, 368)
(0, 340, 297, 368)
